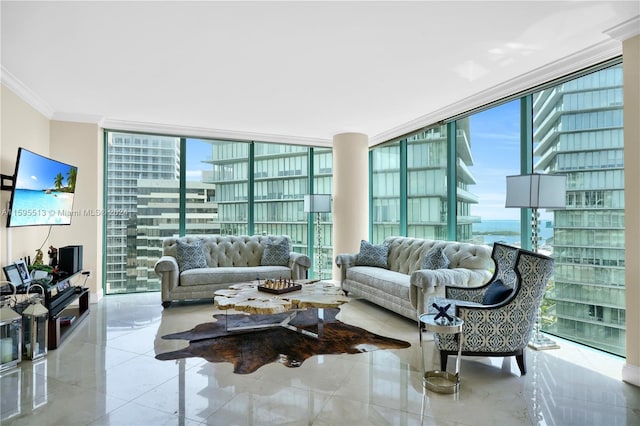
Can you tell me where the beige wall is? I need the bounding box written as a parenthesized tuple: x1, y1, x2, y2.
(50, 121, 103, 302)
(623, 34, 640, 387)
(0, 85, 103, 301)
(0, 85, 51, 266)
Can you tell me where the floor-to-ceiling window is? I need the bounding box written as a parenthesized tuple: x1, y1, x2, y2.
(105, 132, 180, 294)
(457, 100, 523, 245)
(406, 126, 449, 239)
(252, 142, 308, 251)
(533, 63, 625, 356)
(371, 142, 401, 243)
(370, 60, 625, 356)
(203, 140, 250, 236)
(105, 133, 333, 294)
(313, 147, 334, 280)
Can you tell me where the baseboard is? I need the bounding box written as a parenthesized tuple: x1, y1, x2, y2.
(622, 362, 640, 388)
(90, 288, 104, 304)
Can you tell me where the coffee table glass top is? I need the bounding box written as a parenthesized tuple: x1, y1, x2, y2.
(214, 280, 349, 315)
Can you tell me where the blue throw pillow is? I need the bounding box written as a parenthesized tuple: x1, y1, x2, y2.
(261, 238, 291, 266)
(482, 279, 512, 305)
(423, 246, 450, 270)
(355, 240, 389, 268)
(176, 239, 207, 273)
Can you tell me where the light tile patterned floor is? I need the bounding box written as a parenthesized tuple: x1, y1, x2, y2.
(1, 291, 638, 425)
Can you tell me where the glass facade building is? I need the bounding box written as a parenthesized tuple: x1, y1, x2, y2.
(105, 132, 181, 294)
(371, 123, 479, 243)
(533, 64, 625, 355)
(106, 135, 334, 292)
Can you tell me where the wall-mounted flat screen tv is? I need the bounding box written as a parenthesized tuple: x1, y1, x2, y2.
(6, 148, 78, 227)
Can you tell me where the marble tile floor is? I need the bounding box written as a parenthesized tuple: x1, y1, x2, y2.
(1, 291, 638, 426)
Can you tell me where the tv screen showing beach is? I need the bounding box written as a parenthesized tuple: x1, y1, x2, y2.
(7, 148, 78, 227)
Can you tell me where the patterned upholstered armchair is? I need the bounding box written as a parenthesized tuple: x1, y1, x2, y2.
(434, 246, 554, 375)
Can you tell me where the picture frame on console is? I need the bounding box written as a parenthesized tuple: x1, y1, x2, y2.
(14, 259, 32, 286)
(2, 263, 23, 289)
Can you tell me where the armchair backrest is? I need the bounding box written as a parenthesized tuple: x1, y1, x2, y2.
(511, 249, 555, 344)
(489, 242, 520, 289)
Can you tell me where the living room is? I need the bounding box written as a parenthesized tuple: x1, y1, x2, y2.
(1, 2, 639, 424)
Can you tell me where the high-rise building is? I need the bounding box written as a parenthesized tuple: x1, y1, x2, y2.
(203, 141, 334, 279)
(372, 123, 480, 242)
(132, 179, 219, 292)
(533, 64, 625, 355)
(105, 132, 180, 294)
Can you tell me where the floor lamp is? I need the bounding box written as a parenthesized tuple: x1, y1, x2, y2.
(304, 194, 332, 280)
(506, 173, 566, 350)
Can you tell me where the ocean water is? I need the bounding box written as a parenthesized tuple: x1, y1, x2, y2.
(9, 189, 74, 226)
(472, 219, 553, 246)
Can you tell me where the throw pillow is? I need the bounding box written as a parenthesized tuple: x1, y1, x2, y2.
(176, 239, 207, 273)
(261, 238, 291, 266)
(355, 240, 389, 268)
(482, 279, 512, 305)
(423, 246, 450, 270)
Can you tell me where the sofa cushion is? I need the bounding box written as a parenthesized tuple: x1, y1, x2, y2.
(482, 279, 512, 305)
(180, 266, 292, 286)
(423, 246, 450, 270)
(356, 240, 389, 268)
(347, 266, 410, 301)
(176, 239, 207, 273)
(261, 238, 291, 266)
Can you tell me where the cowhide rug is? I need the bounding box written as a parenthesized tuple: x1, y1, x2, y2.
(155, 308, 411, 374)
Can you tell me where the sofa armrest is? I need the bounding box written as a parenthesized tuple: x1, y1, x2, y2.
(335, 253, 358, 284)
(154, 256, 180, 302)
(409, 268, 491, 314)
(289, 252, 311, 280)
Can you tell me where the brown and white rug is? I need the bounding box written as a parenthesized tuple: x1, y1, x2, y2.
(155, 307, 411, 374)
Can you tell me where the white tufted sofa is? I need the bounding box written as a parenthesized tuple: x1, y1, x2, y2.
(335, 236, 493, 320)
(155, 235, 311, 307)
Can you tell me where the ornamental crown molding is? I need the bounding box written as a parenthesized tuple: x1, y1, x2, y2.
(101, 119, 332, 148)
(370, 38, 622, 146)
(1, 66, 54, 118)
(604, 15, 640, 42)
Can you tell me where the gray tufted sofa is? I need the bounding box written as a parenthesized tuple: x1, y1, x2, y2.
(335, 236, 493, 320)
(155, 235, 311, 307)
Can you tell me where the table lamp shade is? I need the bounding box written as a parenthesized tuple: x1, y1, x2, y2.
(304, 194, 331, 213)
(505, 174, 566, 209)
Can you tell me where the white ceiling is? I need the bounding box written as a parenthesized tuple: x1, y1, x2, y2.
(2, 1, 639, 146)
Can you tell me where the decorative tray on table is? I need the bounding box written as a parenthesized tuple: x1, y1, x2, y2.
(257, 279, 302, 294)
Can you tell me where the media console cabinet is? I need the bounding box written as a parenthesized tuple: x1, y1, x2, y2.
(44, 276, 90, 350)
(8, 272, 90, 350)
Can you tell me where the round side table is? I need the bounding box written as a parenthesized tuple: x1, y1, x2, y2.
(419, 313, 464, 394)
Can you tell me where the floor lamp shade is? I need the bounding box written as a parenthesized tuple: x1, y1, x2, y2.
(505, 174, 567, 209)
(304, 195, 331, 213)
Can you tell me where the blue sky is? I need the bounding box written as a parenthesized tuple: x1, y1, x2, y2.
(469, 100, 523, 221)
(14, 149, 76, 191)
(185, 139, 212, 181)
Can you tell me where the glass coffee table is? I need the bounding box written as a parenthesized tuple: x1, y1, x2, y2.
(419, 313, 464, 394)
(213, 280, 349, 339)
